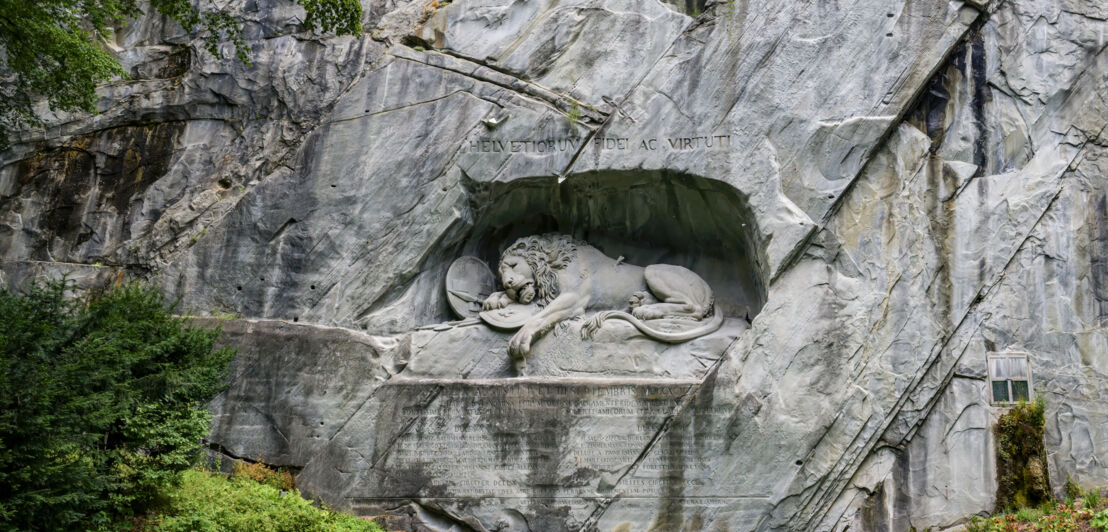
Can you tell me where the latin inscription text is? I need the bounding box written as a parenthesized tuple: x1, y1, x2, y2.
(464, 135, 733, 154)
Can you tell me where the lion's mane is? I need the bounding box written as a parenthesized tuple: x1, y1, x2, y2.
(500, 233, 579, 306)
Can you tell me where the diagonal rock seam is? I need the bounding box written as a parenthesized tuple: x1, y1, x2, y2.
(791, 130, 1082, 532)
(388, 46, 608, 124)
(771, 11, 993, 286)
(790, 57, 1107, 531)
(576, 350, 733, 531)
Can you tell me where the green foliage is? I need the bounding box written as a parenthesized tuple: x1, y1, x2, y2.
(0, 0, 125, 137)
(966, 512, 1040, 532)
(994, 397, 1051, 511)
(566, 101, 582, 124)
(1092, 507, 1108, 531)
(1086, 487, 1103, 509)
(0, 280, 235, 530)
(296, 0, 363, 36)
(967, 503, 1089, 532)
(231, 461, 295, 492)
(1012, 506, 1042, 523)
(0, 0, 363, 148)
(965, 515, 1012, 532)
(148, 468, 382, 532)
(1065, 477, 1083, 501)
(969, 492, 1108, 532)
(1037, 503, 1090, 532)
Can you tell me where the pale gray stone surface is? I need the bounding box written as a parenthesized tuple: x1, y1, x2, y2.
(403, 318, 747, 379)
(2, 0, 1107, 530)
(201, 318, 401, 467)
(830, 376, 997, 532)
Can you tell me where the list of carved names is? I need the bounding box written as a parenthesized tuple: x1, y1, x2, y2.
(365, 382, 732, 499)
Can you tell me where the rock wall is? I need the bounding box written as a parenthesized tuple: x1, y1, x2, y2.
(2, 0, 1106, 530)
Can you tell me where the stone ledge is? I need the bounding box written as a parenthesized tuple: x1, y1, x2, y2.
(401, 317, 749, 380)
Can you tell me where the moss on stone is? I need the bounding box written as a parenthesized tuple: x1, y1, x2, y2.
(994, 397, 1050, 511)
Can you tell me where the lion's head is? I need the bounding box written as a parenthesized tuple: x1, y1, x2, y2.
(498, 233, 579, 306)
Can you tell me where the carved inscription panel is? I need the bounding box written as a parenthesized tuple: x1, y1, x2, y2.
(353, 380, 734, 502)
(464, 135, 733, 154)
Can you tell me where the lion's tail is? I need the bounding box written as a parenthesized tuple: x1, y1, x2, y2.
(583, 308, 725, 343)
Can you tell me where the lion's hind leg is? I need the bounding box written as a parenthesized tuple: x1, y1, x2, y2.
(635, 264, 712, 320)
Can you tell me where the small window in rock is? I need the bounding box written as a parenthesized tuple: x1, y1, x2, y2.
(987, 353, 1032, 404)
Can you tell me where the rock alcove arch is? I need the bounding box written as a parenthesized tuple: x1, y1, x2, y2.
(457, 170, 766, 322)
(405, 170, 767, 379)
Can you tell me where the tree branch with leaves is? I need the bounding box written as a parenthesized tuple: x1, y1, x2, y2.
(0, 0, 362, 148)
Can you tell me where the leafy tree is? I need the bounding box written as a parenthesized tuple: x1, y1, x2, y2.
(0, 0, 362, 147)
(0, 280, 236, 530)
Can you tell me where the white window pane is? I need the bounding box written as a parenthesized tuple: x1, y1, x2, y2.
(990, 358, 1008, 379)
(1008, 357, 1028, 378)
(992, 356, 1010, 379)
(1001, 358, 1018, 379)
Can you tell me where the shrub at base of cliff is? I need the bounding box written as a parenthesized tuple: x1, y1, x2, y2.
(230, 461, 296, 491)
(0, 281, 235, 530)
(994, 397, 1051, 510)
(967, 490, 1108, 532)
(147, 468, 383, 532)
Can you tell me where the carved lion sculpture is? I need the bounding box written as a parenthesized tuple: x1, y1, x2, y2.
(482, 233, 723, 358)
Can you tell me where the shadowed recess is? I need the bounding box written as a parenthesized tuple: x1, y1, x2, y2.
(457, 170, 766, 321)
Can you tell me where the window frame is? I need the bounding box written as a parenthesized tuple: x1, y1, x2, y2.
(986, 352, 1033, 405)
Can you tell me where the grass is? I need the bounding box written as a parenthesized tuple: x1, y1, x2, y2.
(566, 101, 582, 124)
(141, 466, 384, 532)
(968, 398, 1108, 532)
(966, 487, 1108, 532)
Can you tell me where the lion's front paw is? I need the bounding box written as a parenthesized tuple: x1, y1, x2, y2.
(508, 325, 537, 359)
(483, 291, 511, 310)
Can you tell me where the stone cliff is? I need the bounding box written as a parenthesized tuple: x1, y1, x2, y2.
(2, 0, 1106, 530)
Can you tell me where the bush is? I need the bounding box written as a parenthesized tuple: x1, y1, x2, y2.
(0, 280, 235, 530)
(149, 469, 382, 532)
(967, 486, 1108, 532)
(968, 501, 1094, 532)
(232, 461, 296, 492)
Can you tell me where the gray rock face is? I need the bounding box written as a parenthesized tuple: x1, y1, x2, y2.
(402, 318, 747, 379)
(199, 318, 401, 467)
(2, 0, 1107, 530)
